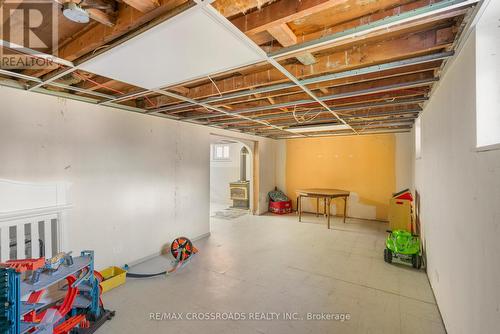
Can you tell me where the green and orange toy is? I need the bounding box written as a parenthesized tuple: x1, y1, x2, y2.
(384, 230, 422, 269)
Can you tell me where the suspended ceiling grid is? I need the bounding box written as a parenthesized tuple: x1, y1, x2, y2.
(0, 0, 481, 138)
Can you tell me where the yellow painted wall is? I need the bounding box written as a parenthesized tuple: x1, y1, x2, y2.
(285, 134, 396, 221)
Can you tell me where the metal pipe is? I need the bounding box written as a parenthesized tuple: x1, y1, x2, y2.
(240, 146, 249, 181)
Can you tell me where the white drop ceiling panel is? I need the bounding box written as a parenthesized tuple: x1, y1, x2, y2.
(81, 6, 264, 89)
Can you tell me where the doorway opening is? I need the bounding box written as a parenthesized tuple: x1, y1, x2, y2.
(209, 135, 254, 221)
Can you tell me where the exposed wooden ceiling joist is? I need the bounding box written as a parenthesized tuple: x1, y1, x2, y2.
(0, 0, 479, 137)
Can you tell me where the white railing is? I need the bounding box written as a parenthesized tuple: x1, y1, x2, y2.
(0, 180, 72, 262)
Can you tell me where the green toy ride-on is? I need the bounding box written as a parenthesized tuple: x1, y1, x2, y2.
(384, 230, 422, 269)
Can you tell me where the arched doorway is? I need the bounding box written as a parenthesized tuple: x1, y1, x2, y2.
(209, 135, 254, 221)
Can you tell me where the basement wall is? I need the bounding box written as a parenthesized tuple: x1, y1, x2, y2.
(280, 133, 413, 221)
(415, 29, 500, 333)
(0, 86, 277, 269)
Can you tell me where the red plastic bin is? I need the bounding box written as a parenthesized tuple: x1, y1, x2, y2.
(269, 200, 292, 215)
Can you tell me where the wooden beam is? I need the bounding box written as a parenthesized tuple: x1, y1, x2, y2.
(217, 71, 436, 110)
(267, 22, 317, 65)
(245, 0, 465, 46)
(267, 23, 297, 46)
(122, 0, 160, 13)
(153, 59, 441, 110)
(179, 90, 430, 120)
(87, 8, 116, 27)
(212, 0, 276, 18)
(185, 27, 454, 100)
(58, 0, 189, 62)
(231, 0, 348, 36)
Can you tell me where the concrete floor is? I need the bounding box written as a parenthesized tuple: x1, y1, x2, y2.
(100, 213, 446, 334)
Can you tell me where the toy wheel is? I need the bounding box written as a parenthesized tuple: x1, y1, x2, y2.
(412, 254, 422, 269)
(384, 248, 392, 263)
(170, 237, 193, 261)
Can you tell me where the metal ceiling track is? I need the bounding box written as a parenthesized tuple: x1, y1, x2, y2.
(0, 0, 479, 138)
(232, 109, 422, 130)
(186, 77, 437, 120)
(152, 51, 452, 115)
(199, 3, 358, 134)
(213, 97, 427, 125)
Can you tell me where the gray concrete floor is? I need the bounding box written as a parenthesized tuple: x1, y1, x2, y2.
(100, 212, 445, 334)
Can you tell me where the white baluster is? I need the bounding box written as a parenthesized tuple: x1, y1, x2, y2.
(43, 219, 52, 258)
(16, 223, 25, 260)
(31, 221, 40, 258)
(0, 226, 9, 262)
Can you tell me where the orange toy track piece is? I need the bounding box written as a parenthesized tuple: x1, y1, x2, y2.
(27, 289, 46, 304)
(2, 258, 45, 272)
(53, 314, 87, 334)
(28, 275, 79, 323)
(57, 275, 79, 317)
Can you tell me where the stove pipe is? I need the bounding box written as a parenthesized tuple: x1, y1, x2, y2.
(240, 146, 249, 182)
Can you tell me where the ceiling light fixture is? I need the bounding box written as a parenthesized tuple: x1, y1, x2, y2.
(62, 2, 90, 24)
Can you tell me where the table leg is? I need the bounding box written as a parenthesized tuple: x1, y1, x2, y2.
(324, 197, 327, 216)
(343, 196, 347, 224)
(298, 195, 302, 222)
(316, 197, 319, 217)
(327, 197, 331, 229)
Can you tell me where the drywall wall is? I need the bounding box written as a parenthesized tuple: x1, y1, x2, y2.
(209, 142, 250, 205)
(285, 134, 397, 220)
(415, 29, 500, 334)
(0, 86, 277, 269)
(395, 133, 415, 191)
(476, 0, 500, 148)
(274, 140, 287, 193)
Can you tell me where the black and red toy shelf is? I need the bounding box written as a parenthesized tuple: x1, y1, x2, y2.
(0, 250, 114, 334)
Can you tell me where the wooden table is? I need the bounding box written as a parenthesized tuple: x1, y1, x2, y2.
(296, 188, 350, 229)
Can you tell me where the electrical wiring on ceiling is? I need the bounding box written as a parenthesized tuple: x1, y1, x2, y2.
(73, 71, 157, 108)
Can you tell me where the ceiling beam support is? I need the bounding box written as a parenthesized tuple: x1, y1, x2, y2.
(86, 8, 116, 27)
(233, 110, 421, 130)
(215, 98, 427, 125)
(151, 89, 303, 137)
(182, 25, 456, 102)
(231, 0, 348, 36)
(153, 52, 451, 114)
(269, 0, 479, 59)
(122, 0, 160, 13)
(185, 77, 437, 120)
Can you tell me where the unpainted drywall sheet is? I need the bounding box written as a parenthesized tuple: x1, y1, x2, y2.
(0, 86, 277, 268)
(415, 30, 500, 334)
